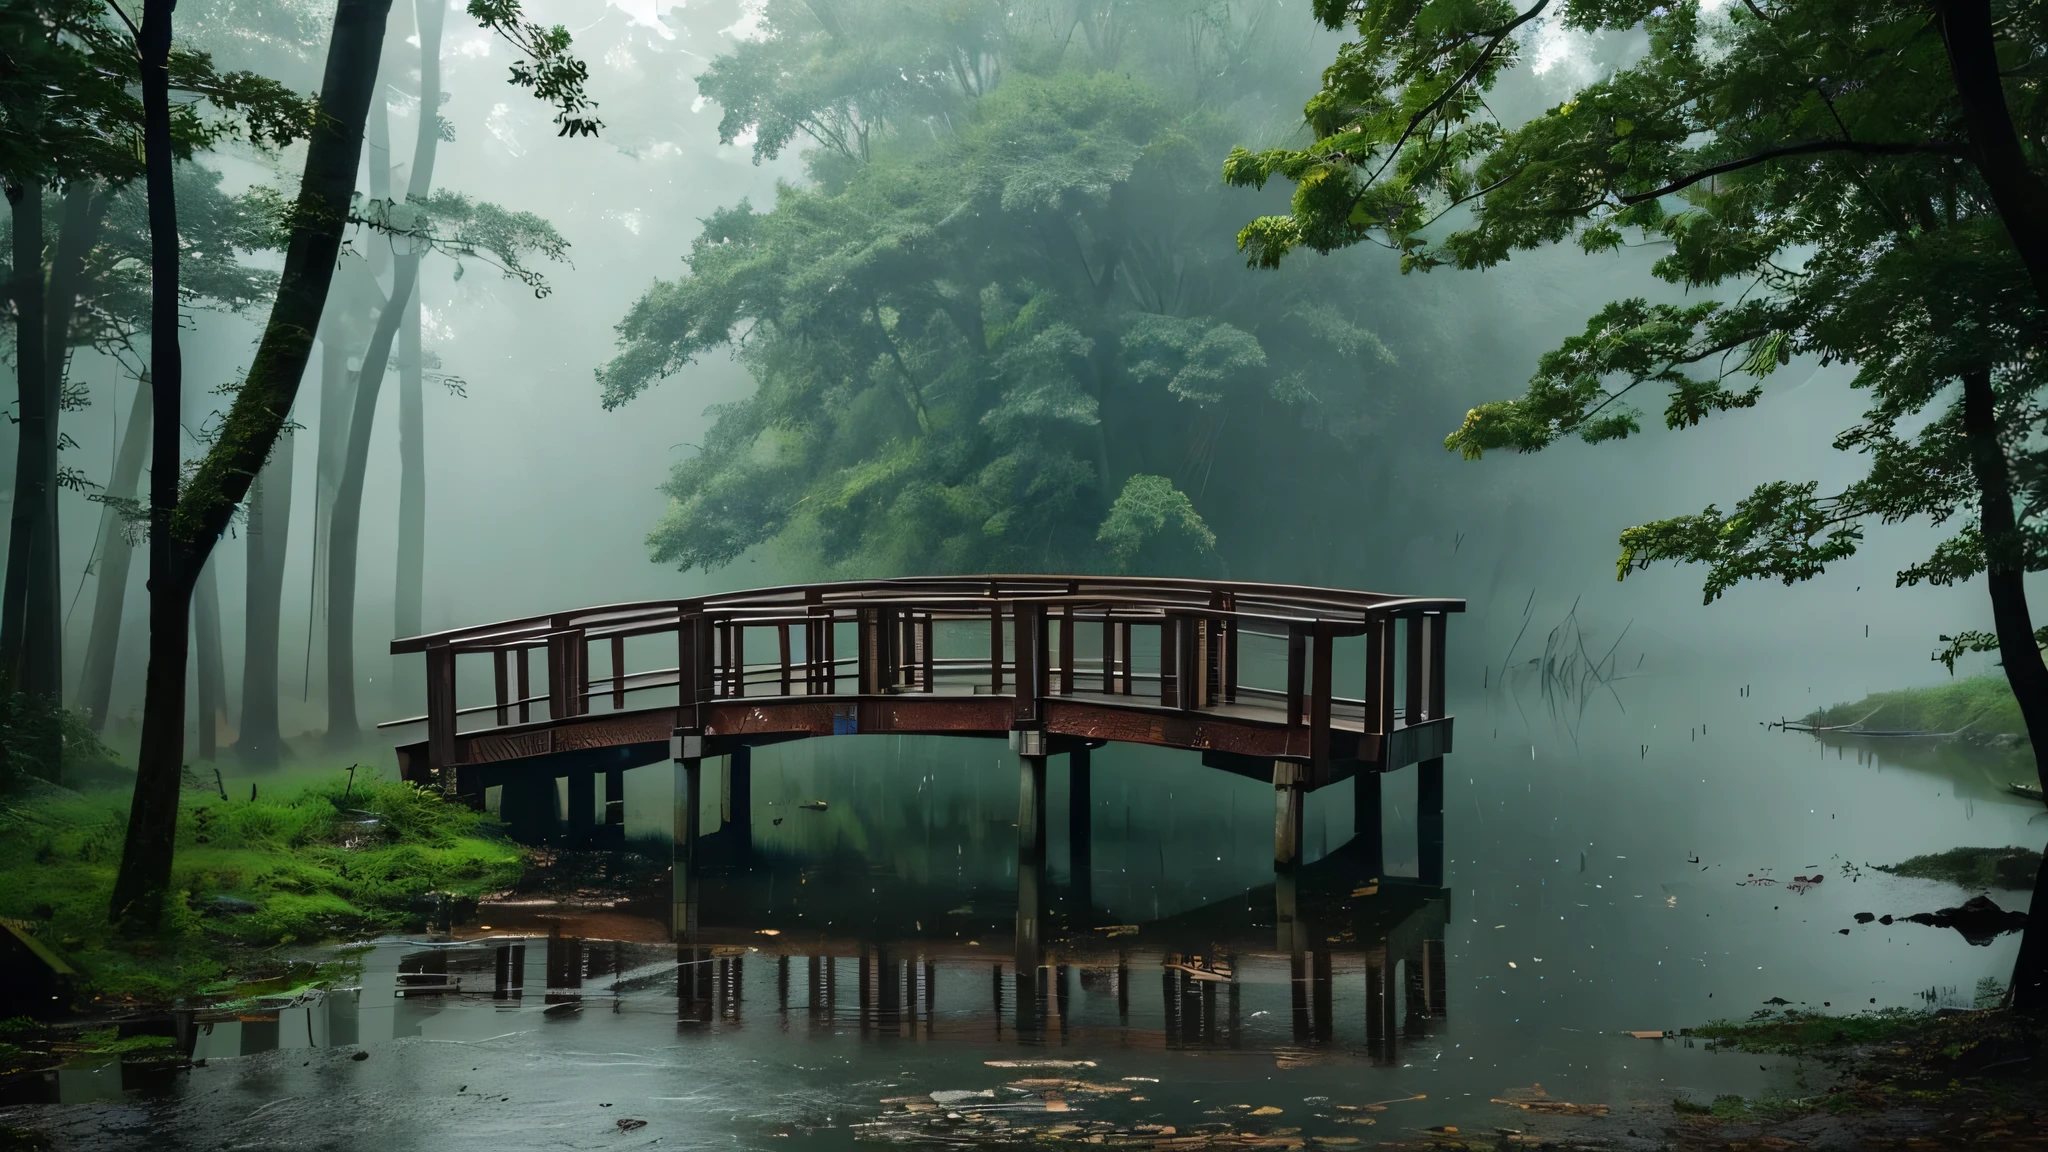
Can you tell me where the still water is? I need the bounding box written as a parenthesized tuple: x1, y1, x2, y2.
(13, 676, 2042, 1149)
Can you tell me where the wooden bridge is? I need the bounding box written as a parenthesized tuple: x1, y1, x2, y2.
(384, 576, 1462, 929)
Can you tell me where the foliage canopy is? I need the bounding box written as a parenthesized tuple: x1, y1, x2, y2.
(603, 0, 1419, 578)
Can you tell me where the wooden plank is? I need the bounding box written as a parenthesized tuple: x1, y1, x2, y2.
(517, 645, 531, 723)
(612, 634, 626, 709)
(1160, 616, 1178, 708)
(1310, 621, 1333, 779)
(1428, 611, 1447, 720)
(920, 612, 934, 692)
(493, 649, 509, 726)
(1101, 613, 1117, 694)
(1285, 623, 1305, 727)
(989, 603, 1005, 694)
(426, 645, 457, 790)
(1221, 594, 1238, 704)
(1118, 622, 1132, 695)
(1058, 609, 1074, 696)
(1366, 615, 1392, 736)
(732, 620, 747, 699)
(1406, 613, 1426, 724)
(1013, 602, 1039, 723)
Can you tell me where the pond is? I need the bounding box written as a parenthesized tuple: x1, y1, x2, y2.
(10, 673, 2041, 1150)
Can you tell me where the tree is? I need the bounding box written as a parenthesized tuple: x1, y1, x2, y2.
(602, 0, 1413, 579)
(1, 0, 300, 777)
(60, 164, 282, 733)
(1224, 0, 2048, 1010)
(323, 191, 567, 745)
(106, 0, 600, 924)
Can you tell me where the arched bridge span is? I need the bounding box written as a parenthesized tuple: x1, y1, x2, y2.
(384, 576, 1462, 882)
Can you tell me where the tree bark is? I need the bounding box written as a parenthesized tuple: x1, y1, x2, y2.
(239, 426, 293, 765)
(1, 180, 48, 699)
(78, 379, 152, 730)
(325, 255, 418, 745)
(193, 557, 226, 760)
(111, 0, 397, 926)
(1958, 367, 2048, 1015)
(112, 0, 188, 929)
(1933, 0, 2048, 308)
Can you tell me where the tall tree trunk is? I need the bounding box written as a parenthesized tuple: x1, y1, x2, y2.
(1958, 367, 2048, 1015)
(1, 180, 48, 699)
(239, 427, 293, 765)
(394, 0, 446, 699)
(306, 326, 353, 701)
(1934, 0, 2048, 308)
(111, 0, 397, 926)
(193, 557, 225, 760)
(78, 378, 152, 730)
(30, 184, 106, 704)
(394, 276, 425, 649)
(114, 0, 188, 928)
(325, 256, 418, 746)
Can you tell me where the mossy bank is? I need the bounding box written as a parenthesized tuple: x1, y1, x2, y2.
(0, 771, 522, 1004)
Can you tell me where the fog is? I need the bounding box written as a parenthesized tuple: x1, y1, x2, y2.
(23, 0, 2023, 763)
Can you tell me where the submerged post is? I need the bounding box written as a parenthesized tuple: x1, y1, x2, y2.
(727, 744, 753, 855)
(1354, 768, 1384, 881)
(671, 729, 703, 938)
(1273, 760, 1305, 869)
(1068, 745, 1092, 908)
(1016, 733, 1047, 973)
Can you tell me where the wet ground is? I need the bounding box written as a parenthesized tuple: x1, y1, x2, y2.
(4, 672, 2040, 1150)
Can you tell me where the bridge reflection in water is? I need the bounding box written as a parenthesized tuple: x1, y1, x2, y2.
(178, 886, 1446, 1069)
(668, 828, 1447, 1063)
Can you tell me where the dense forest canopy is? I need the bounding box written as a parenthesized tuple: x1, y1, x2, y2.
(599, 0, 1438, 579)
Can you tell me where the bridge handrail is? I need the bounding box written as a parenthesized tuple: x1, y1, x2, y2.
(391, 576, 1462, 654)
(388, 575, 1459, 787)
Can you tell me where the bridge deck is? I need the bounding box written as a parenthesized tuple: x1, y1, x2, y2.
(384, 575, 1461, 797)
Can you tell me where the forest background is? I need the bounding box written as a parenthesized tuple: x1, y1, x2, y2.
(3, 0, 2031, 772)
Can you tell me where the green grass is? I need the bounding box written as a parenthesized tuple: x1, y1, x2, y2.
(0, 771, 523, 1001)
(1689, 1007, 1929, 1054)
(1805, 676, 2026, 736)
(1877, 846, 2043, 890)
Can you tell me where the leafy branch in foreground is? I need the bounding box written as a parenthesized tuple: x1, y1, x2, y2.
(465, 0, 602, 137)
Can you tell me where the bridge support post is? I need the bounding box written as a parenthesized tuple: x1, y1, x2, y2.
(1418, 756, 1444, 887)
(1016, 748, 1047, 975)
(1273, 761, 1305, 869)
(568, 770, 595, 848)
(1353, 768, 1384, 881)
(1067, 746, 1091, 909)
(604, 767, 624, 840)
(672, 740, 702, 939)
(724, 745, 753, 855)
(1275, 866, 1301, 954)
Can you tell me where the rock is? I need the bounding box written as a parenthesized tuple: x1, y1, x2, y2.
(351, 1050, 369, 1061)
(616, 1118, 647, 1131)
(204, 895, 259, 917)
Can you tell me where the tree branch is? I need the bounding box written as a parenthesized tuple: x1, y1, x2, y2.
(1618, 138, 1967, 204)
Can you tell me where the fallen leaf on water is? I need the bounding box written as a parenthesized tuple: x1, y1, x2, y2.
(1250, 1106, 1283, 1116)
(986, 1060, 1098, 1069)
(1628, 1030, 1669, 1039)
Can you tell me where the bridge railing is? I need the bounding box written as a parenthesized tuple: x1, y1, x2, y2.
(386, 576, 1462, 778)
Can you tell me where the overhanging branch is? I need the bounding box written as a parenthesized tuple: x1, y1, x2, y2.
(1618, 138, 1967, 204)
